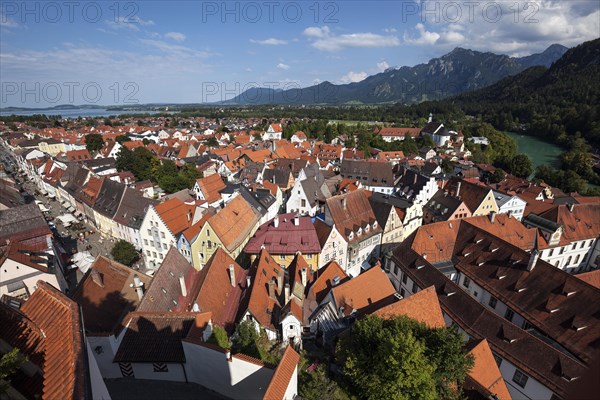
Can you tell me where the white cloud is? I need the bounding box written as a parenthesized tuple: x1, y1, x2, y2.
(340, 71, 367, 83)
(404, 1, 599, 55)
(165, 32, 186, 42)
(250, 38, 288, 45)
(304, 26, 400, 52)
(403, 23, 440, 46)
(303, 26, 330, 38)
(384, 28, 397, 33)
(105, 16, 155, 31)
(276, 63, 290, 70)
(377, 61, 390, 72)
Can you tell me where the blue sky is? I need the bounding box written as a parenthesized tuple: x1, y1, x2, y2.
(1, 0, 598, 107)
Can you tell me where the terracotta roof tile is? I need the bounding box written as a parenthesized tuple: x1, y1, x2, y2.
(373, 286, 445, 328)
(465, 339, 512, 400)
(331, 266, 396, 316)
(196, 173, 226, 204)
(263, 345, 300, 400)
(208, 195, 260, 252)
(154, 198, 196, 236)
(244, 213, 321, 255)
(325, 189, 382, 243)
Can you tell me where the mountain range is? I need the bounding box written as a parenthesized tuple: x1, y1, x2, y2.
(223, 44, 568, 105)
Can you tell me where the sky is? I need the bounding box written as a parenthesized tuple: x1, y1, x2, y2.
(0, 0, 598, 107)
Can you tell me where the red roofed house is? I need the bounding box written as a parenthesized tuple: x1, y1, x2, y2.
(193, 173, 226, 207)
(263, 123, 283, 141)
(140, 198, 198, 271)
(244, 213, 322, 271)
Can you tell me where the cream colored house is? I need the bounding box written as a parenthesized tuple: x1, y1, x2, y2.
(190, 195, 260, 269)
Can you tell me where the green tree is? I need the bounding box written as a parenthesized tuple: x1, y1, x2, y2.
(207, 326, 230, 349)
(299, 352, 351, 400)
(233, 320, 261, 359)
(337, 315, 472, 400)
(0, 348, 26, 395)
(509, 154, 533, 178)
(115, 134, 131, 144)
(490, 168, 507, 183)
(110, 240, 138, 266)
(85, 133, 104, 152)
(205, 137, 219, 147)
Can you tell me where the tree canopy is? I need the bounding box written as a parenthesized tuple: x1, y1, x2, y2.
(337, 315, 473, 400)
(85, 133, 104, 152)
(110, 240, 138, 266)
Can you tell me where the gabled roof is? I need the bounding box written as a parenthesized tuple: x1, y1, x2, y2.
(539, 203, 600, 242)
(208, 195, 260, 252)
(0, 281, 88, 400)
(245, 250, 285, 330)
(390, 244, 587, 399)
(575, 270, 600, 289)
(92, 178, 126, 218)
(453, 223, 600, 364)
(196, 173, 226, 204)
(137, 247, 197, 313)
(464, 339, 512, 400)
(78, 175, 105, 207)
(373, 286, 445, 328)
(0, 241, 51, 273)
(0, 203, 51, 245)
(330, 266, 396, 317)
(245, 213, 321, 255)
(263, 345, 300, 400)
(114, 312, 211, 363)
(154, 198, 195, 236)
(113, 187, 159, 229)
(340, 159, 395, 187)
(187, 248, 249, 332)
(444, 178, 493, 213)
(325, 189, 382, 243)
(72, 256, 152, 334)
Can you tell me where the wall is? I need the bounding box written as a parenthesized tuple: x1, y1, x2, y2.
(182, 341, 274, 400)
(131, 362, 186, 382)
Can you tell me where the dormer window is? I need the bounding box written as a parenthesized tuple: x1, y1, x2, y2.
(357, 228, 362, 236)
(365, 224, 370, 232)
(373, 221, 378, 229)
(348, 232, 354, 240)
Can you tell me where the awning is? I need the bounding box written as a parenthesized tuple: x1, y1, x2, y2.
(67, 206, 76, 213)
(47, 193, 56, 198)
(40, 190, 48, 195)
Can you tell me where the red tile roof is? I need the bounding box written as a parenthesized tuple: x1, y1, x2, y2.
(325, 189, 382, 243)
(188, 248, 249, 332)
(263, 345, 300, 400)
(208, 195, 260, 252)
(154, 198, 196, 236)
(373, 286, 445, 328)
(331, 266, 396, 316)
(72, 256, 152, 334)
(196, 173, 226, 204)
(244, 213, 321, 255)
(465, 339, 512, 400)
(575, 270, 600, 289)
(19, 281, 87, 400)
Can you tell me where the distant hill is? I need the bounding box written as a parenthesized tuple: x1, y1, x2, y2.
(451, 38, 600, 145)
(222, 44, 568, 105)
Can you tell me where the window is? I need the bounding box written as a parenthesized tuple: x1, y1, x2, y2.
(488, 296, 497, 309)
(307, 254, 313, 259)
(505, 308, 515, 322)
(402, 273, 408, 284)
(152, 252, 157, 258)
(462, 276, 471, 289)
(153, 362, 168, 373)
(161, 232, 165, 239)
(512, 369, 528, 388)
(522, 321, 533, 330)
(301, 199, 306, 207)
(144, 239, 148, 245)
(393, 265, 399, 276)
(146, 250, 151, 256)
(163, 243, 167, 250)
(412, 282, 418, 293)
(580, 241, 585, 249)
(549, 248, 554, 257)
(207, 229, 210, 237)
(279, 255, 285, 260)
(147, 229, 151, 235)
(575, 254, 580, 265)
(565, 256, 572, 266)
(400, 288, 405, 297)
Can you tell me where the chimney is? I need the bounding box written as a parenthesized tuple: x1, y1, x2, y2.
(413, 172, 417, 185)
(273, 216, 279, 228)
(133, 274, 144, 301)
(341, 197, 347, 209)
(277, 270, 283, 293)
(179, 273, 187, 297)
(456, 181, 461, 198)
(246, 275, 251, 288)
(428, 113, 433, 123)
(489, 211, 496, 224)
(284, 283, 290, 304)
(568, 203, 575, 212)
(301, 268, 307, 287)
(332, 276, 340, 286)
(225, 350, 232, 361)
(228, 264, 236, 287)
(268, 279, 276, 299)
